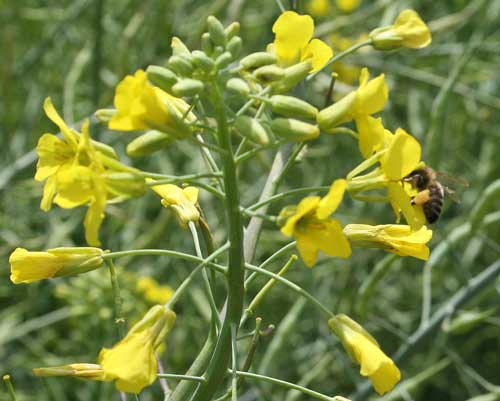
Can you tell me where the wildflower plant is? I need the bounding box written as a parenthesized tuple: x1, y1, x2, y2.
(7, 6, 444, 400)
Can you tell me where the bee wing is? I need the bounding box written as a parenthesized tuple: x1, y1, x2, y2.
(435, 171, 469, 188)
(444, 186, 461, 204)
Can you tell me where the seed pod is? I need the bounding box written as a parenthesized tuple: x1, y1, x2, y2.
(272, 60, 312, 93)
(225, 22, 240, 40)
(254, 65, 285, 83)
(146, 65, 178, 92)
(191, 50, 215, 73)
(316, 92, 357, 131)
(234, 116, 270, 145)
(201, 32, 213, 54)
(240, 52, 278, 71)
(127, 130, 174, 157)
(172, 79, 204, 97)
(271, 118, 319, 141)
(226, 78, 250, 97)
(269, 95, 318, 120)
(227, 36, 242, 59)
(207, 15, 227, 46)
(215, 51, 233, 69)
(168, 55, 194, 76)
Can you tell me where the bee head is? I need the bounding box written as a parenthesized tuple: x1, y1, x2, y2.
(403, 168, 431, 190)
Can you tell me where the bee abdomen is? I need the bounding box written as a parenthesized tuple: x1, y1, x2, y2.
(423, 183, 444, 223)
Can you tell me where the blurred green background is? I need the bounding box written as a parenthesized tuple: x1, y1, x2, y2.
(1, 0, 500, 400)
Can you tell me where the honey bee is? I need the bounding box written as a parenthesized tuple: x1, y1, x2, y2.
(402, 167, 467, 224)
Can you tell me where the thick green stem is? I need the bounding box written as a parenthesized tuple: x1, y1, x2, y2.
(105, 259, 126, 336)
(190, 83, 245, 401)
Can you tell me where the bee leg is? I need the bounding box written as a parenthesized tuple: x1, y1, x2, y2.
(411, 189, 430, 206)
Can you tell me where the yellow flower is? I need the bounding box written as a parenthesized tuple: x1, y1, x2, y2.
(99, 305, 176, 393)
(369, 9, 431, 50)
(317, 68, 388, 157)
(329, 314, 401, 395)
(9, 247, 104, 284)
(109, 69, 194, 138)
(137, 277, 174, 304)
(343, 224, 432, 260)
(306, 0, 331, 17)
(336, 0, 361, 13)
(280, 179, 351, 266)
(148, 180, 200, 226)
(272, 11, 333, 72)
(33, 363, 105, 381)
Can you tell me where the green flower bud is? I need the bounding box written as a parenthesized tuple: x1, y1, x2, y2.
(126, 130, 174, 157)
(240, 52, 278, 71)
(369, 27, 402, 50)
(225, 22, 240, 39)
(316, 92, 357, 132)
(146, 65, 178, 92)
(215, 51, 233, 69)
(168, 55, 194, 76)
(106, 172, 146, 199)
(443, 309, 496, 335)
(212, 45, 224, 58)
(269, 95, 318, 120)
(201, 32, 213, 54)
(253, 65, 285, 83)
(226, 78, 250, 97)
(191, 50, 215, 73)
(271, 118, 319, 141)
(227, 36, 243, 59)
(172, 79, 204, 97)
(234, 115, 270, 145)
(271, 60, 312, 93)
(171, 36, 191, 56)
(207, 15, 227, 46)
(94, 108, 116, 123)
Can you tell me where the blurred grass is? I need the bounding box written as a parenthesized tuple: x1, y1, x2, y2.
(1, 0, 500, 400)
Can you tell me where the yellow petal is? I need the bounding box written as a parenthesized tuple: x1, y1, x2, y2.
(317, 179, 346, 219)
(183, 186, 199, 204)
(381, 128, 421, 180)
(280, 196, 320, 237)
(387, 182, 426, 230)
(35, 134, 73, 181)
(9, 248, 63, 284)
(302, 38, 333, 72)
(336, 0, 361, 13)
(273, 11, 314, 65)
(54, 165, 95, 208)
(84, 176, 107, 247)
(393, 9, 431, 49)
(43, 97, 78, 147)
(296, 231, 320, 267)
(355, 115, 386, 158)
(356, 72, 388, 116)
(40, 175, 57, 212)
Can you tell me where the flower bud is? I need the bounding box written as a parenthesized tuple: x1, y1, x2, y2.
(106, 172, 147, 199)
(146, 65, 178, 92)
(127, 130, 174, 157)
(94, 108, 117, 123)
(171, 78, 204, 97)
(215, 51, 233, 69)
(316, 91, 357, 131)
(234, 115, 270, 145)
(207, 15, 227, 46)
(201, 32, 213, 54)
(191, 50, 215, 73)
(276, 205, 297, 227)
(9, 247, 104, 284)
(212, 45, 224, 58)
(225, 21, 240, 40)
(240, 52, 278, 71)
(33, 364, 104, 380)
(168, 55, 194, 76)
(227, 36, 243, 59)
(226, 78, 250, 97)
(270, 95, 318, 120)
(253, 65, 285, 83)
(271, 118, 319, 141)
(171, 36, 191, 56)
(443, 309, 496, 335)
(271, 60, 312, 93)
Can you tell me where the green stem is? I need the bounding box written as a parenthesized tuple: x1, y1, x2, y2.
(248, 186, 330, 211)
(230, 324, 238, 401)
(235, 139, 287, 164)
(245, 263, 334, 319)
(105, 259, 125, 335)
(229, 370, 334, 401)
(157, 373, 206, 382)
(325, 127, 359, 140)
(3, 375, 17, 401)
(307, 39, 373, 81)
(190, 83, 246, 401)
